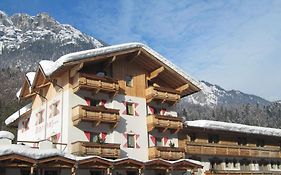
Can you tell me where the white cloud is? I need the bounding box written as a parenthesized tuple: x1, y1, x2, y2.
(74, 0, 281, 101)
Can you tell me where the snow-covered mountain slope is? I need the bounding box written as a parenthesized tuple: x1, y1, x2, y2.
(0, 10, 105, 71)
(183, 81, 271, 107)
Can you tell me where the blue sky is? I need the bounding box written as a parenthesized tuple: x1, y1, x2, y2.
(1, 0, 281, 101)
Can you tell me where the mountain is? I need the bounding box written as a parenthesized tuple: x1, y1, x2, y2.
(0, 11, 105, 129)
(176, 81, 281, 128)
(0, 10, 105, 71)
(0, 11, 280, 129)
(184, 81, 271, 107)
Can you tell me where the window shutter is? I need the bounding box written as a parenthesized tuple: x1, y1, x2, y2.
(136, 134, 140, 148)
(123, 133, 128, 147)
(149, 106, 155, 114)
(85, 98, 91, 106)
(84, 131, 91, 141)
(150, 136, 156, 145)
(134, 103, 139, 116)
(122, 101, 127, 115)
(163, 137, 168, 145)
(101, 132, 107, 140)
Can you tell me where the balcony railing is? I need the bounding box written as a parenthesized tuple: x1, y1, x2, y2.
(147, 114, 183, 133)
(72, 105, 120, 128)
(71, 141, 120, 159)
(148, 146, 185, 160)
(145, 86, 181, 103)
(72, 73, 119, 95)
(205, 170, 279, 175)
(186, 142, 281, 158)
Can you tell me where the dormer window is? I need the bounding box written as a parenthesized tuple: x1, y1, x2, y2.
(125, 75, 133, 87)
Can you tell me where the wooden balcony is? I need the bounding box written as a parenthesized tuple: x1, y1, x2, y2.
(148, 146, 185, 160)
(72, 73, 119, 95)
(147, 114, 183, 133)
(71, 141, 120, 159)
(72, 105, 120, 128)
(186, 142, 281, 158)
(146, 86, 181, 104)
(205, 170, 279, 175)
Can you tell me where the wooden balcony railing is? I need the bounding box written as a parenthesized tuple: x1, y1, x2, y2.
(72, 73, 119, 95)
(147, 114, 183, 133)
(72, 105, 120, 128)
(71, 141, 120, 159)
(146, 86, 181, 104)
(205, 170, 279, 175)
(186, 142, 281, 158)
(148, 146, 185, 160)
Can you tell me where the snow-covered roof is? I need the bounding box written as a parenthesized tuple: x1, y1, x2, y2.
(0, 131, 14, 140)
(25, 72, 36, 86)
(0, 144, 63, 159)
(0, 144, 202, 168)
(38, 42, 200, 88)
(186, 120, 281, 137)
(5, 103, 32, 125)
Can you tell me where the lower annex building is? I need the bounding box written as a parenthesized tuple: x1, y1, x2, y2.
(2, 42, 281, 175)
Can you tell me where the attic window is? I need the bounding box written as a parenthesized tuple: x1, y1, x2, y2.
(125, 75, 133, 87)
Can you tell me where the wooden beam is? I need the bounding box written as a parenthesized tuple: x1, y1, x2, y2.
(104, 56, 116, 68)
(176, 84, 189, 93)
(147, 66, 165, 80)
(70, 63, 84, 78)
(129, 50, 141, 63)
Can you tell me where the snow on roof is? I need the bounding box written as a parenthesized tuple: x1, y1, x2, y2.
(25, 72, 36, 86)
(0, 131, 14, 140)
(38, 42, 200, 87)
(0, 144, 202, 167)
(186, 120, 281, 137)
(16, 87, 22, 99)
(0, 144, 63, 159)
(39, 60, 56, 76)
(5, 103, 32, 125)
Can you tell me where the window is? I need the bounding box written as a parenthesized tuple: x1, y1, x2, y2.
(127, 171, 137, 175)
(237, 137, 247, 146)
(44, 170, 58, 175)
(0, 168, 5, 175)
(50, 102, 59, 118)
(125, 75, 133, 87)
(189, 133, 196, 142)
(90, 170, 104, 175)
(90, 133, 99, 143)
(126, 102, 134, 115)
(233, 159, 238, 168)
(85, 98, 99, 107)
(127, 134, 135, 148)
(155, 137, 163, 146)
(208, 134, 219, 143)
(21, 170, 30, 175)
(225, 159, 230, 168)
(36, 110, 44, 125)
(256, 139, 265, 147)
(22, 117, 30, 132)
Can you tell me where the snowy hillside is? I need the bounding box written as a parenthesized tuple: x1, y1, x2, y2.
(0, 10, 105, 70)
(184, 81, 270, 107)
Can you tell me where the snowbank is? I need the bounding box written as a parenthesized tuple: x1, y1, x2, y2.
(186, 120, 281, 137)
(5, 103, 32, 125)
(0, 131, 14, 140)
